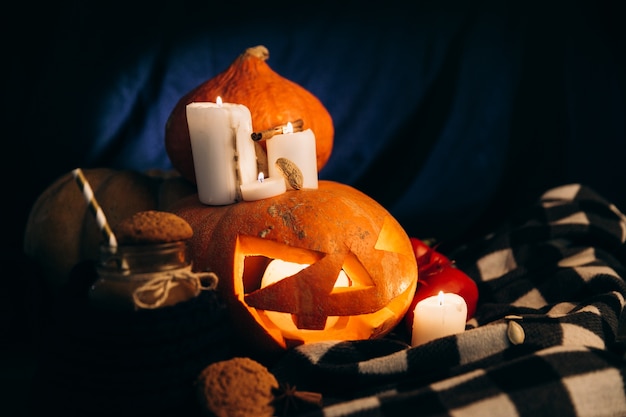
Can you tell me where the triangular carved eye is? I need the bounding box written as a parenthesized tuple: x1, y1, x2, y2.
(375, 215, 415, 258)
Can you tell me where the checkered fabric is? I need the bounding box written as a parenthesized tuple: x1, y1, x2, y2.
(271, 184, 626, 417)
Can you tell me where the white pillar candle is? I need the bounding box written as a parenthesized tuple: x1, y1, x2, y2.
(411, 291, 467, 347)
(186, 99, 257, 205)
(267, 126, 318, 189)
(240, 172, 286, 201)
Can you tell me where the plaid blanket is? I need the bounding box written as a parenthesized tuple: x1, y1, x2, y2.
(271, 184, 626, 417)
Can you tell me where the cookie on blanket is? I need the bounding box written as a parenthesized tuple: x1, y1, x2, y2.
(196, 357, 278, 417)
(114, 210, 193, 244)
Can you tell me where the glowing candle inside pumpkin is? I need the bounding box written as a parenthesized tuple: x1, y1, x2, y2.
(411, 291, 467, 347)
(267, 122, 318, 189)
(240, 172, 286, 201)
(260, 259, 350, 330)
(186, 97, 257, 205)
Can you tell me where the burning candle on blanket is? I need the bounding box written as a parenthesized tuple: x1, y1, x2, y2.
(411, 291, 467, 347)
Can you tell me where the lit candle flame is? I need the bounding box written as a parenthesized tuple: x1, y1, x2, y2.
(438, 290, 445, 306)
(258, 172, 265, 183)
(282, 121, 294, 134)
(216, 96, 223, 107)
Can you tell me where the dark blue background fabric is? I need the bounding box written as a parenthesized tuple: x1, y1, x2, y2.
(8, 0, 626, 264)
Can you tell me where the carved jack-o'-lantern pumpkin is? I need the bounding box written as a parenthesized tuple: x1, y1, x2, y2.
(172, 181, 418, 353)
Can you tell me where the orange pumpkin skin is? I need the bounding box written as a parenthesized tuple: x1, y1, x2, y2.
(172, 181, 418, 353)
(165, 45, 334, 184)
(23, 168, 196, 290)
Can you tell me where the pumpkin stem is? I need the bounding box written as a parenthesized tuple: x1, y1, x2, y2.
(244, 45, 270, 61)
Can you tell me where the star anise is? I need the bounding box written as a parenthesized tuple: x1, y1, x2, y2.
(272, 383, 323, 416)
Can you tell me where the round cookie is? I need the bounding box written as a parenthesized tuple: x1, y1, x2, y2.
(196, 357, 279, 417)
(114, 210, 193, 244)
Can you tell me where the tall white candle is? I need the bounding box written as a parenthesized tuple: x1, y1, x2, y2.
(267, 126, 318, 189)
(411, 291, 467, 347)
(186, 99, 257, 205)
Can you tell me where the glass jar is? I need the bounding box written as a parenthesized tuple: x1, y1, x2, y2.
(89, 241, 212, 311)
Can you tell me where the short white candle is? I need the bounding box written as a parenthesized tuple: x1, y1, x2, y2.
(186, 99, 257, 205)
(411, 291, 467, 347)
(240, 172, 286, 201)
(267, 125, 318, 189)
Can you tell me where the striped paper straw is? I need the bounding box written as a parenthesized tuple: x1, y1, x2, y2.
(72, 168, 118, 248)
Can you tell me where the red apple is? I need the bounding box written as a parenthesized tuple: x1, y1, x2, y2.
(410, 237, 449, 265)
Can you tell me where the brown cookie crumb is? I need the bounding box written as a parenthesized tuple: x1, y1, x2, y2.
(196, 357, 279, 417)
(114, 210, 193, 244)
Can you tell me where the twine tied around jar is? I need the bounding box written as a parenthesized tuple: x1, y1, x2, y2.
(132, 268, 219, 309)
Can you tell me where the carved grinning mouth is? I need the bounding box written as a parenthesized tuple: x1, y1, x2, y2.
(257, 258, 352, 331)
(240, 251, 358, 330)
(234, 233, 396, 331)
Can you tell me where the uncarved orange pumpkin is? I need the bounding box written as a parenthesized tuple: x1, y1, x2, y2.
(172, 181, 418, 354)
(165, 45, 334, 184)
